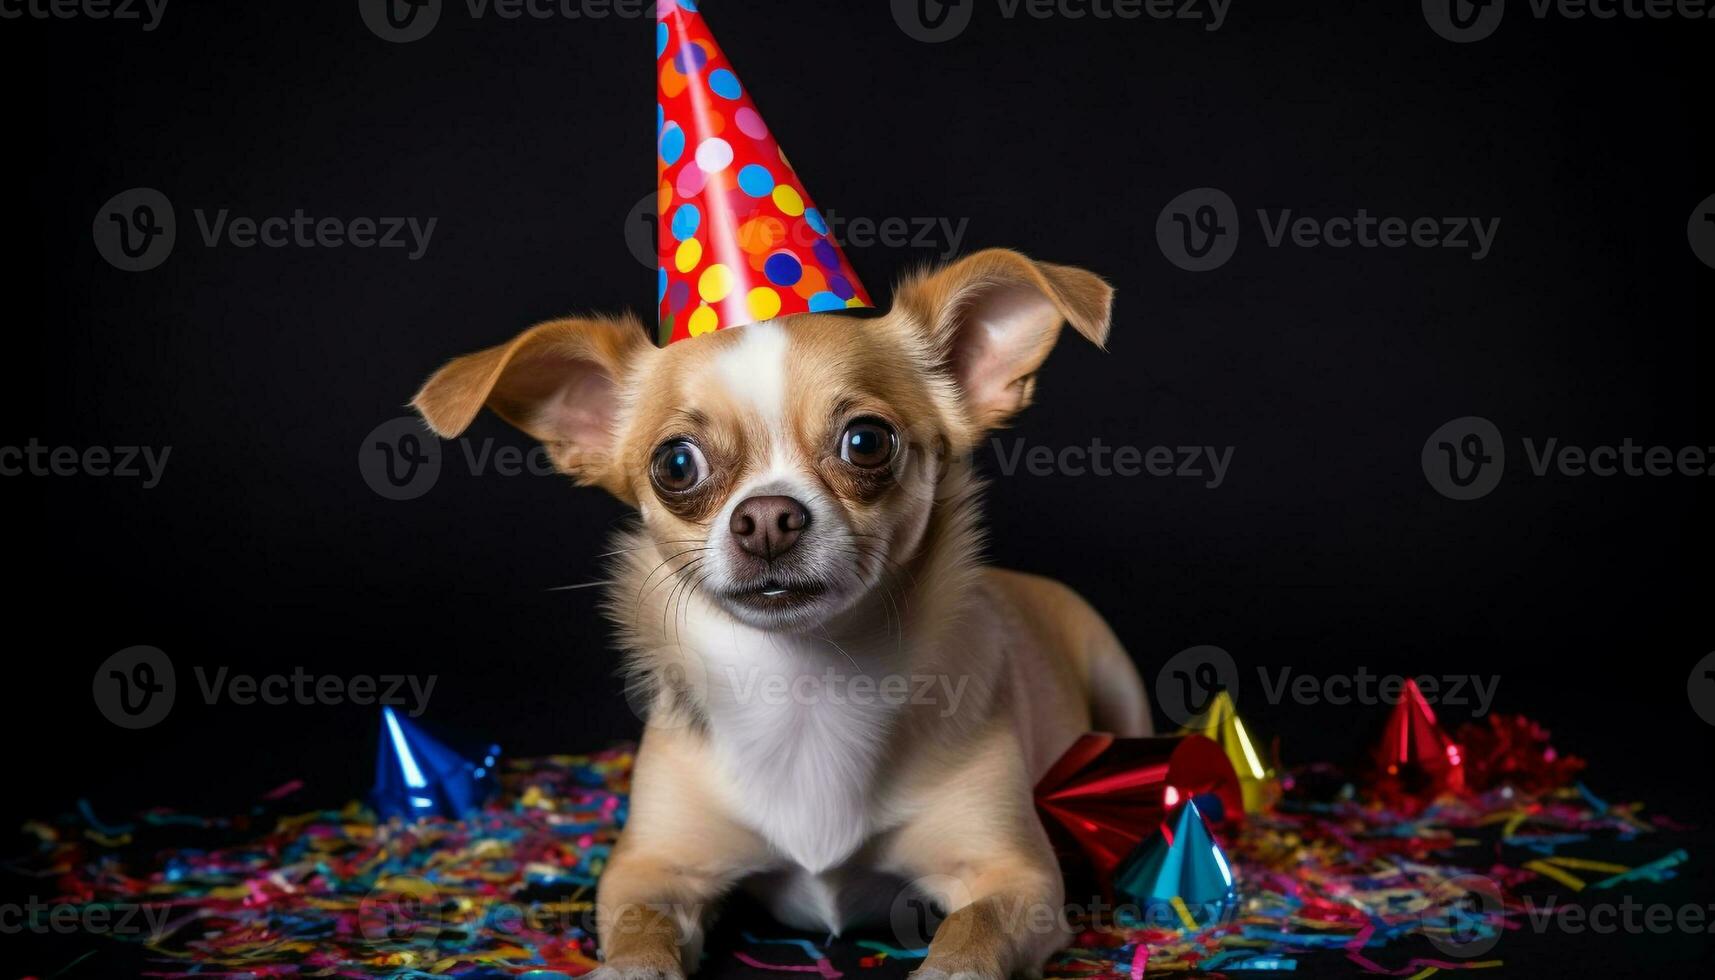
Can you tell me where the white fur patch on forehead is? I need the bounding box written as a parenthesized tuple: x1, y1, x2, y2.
(715, 321, 789, 428)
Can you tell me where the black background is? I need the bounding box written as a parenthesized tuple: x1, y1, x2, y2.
(2, 1, 1710, 976)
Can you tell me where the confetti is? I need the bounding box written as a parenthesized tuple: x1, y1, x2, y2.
(12, 745, 1684, 978)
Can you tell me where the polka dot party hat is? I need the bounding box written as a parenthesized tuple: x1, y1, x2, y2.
(657, 0, 873, 346)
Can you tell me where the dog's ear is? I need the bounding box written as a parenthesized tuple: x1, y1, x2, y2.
(410, 315, 651, 496)
(892, 248, 1112, 445)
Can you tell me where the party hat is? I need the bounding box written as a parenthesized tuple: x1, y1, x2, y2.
(1178, 691, 1278, 814)
(1112, 800, 1240, 930)
(1035, 734, 1241, 894)
(656, 1, 873, 345)
(371, 706, 500, 822)
(1370, 678, 1466, 811)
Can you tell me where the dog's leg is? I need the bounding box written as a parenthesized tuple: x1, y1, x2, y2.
(594, 730, 772, 979)
(595, 851, 735, 980)
(886, 728, 1069, 980)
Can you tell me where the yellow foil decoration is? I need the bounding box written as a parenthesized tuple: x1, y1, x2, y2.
(1177, 691, 1277, 814)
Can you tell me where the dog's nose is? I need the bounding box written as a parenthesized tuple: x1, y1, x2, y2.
(729, 495, 810, 560)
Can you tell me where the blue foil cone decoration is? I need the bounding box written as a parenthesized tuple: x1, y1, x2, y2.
(1112, 799, 1239, 930)
(371, 706, 500, 822)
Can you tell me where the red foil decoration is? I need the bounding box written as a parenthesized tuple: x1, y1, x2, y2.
(1370, 678, 1466, 811)
(1455, 713, 1586, 794)
(1035, 734, 1242, 894)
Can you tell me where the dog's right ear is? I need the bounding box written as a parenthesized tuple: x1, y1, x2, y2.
(410, 314, 651, 496)
(891, 249, 1114, 450)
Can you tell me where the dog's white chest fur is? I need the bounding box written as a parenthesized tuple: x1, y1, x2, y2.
(701, 647, 899, 875)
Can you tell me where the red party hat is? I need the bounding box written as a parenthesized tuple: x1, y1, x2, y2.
(656, 1, 874, 346)
(1034, 734, 1242, 895)
(1371, 678, 1467, 811)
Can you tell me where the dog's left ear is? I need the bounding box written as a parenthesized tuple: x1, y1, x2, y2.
(409, 314, 651, 499)
(892, 248, 1113, 445)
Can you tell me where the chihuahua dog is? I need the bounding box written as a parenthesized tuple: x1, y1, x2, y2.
(411, 249, 1151, 979)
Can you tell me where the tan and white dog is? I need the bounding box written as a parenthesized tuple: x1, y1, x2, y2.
(411, 249, 1151, 979)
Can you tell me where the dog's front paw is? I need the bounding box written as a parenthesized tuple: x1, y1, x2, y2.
(587, 964, 686, 980)
(909, 968, 998, 980)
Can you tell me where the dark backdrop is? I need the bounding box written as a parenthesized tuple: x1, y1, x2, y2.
(2, 1, 1709, 976)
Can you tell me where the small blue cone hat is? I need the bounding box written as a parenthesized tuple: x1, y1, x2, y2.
(371, 706, 500, 822)
(1112, 799, 1240, 929)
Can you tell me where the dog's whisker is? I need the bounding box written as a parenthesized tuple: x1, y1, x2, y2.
(670, 563, 708, 649)
(597, 539, 708, 559)
(661, 557, 707, 644)
(547, 580, 616, 592)
(844, 533, 916, 581)
(680, 566, 717, 647)
(841, 538, 918, 626)
(634, 555, 708, 627)
(828, 543, 904, 648)
(633, 547, 711, 610)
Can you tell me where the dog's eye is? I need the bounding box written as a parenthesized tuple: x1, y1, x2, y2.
(651, 440, 708, 494)
(840, 419, 897, 469)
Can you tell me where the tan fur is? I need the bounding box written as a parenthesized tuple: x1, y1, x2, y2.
(411, 250, 1150, 980)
